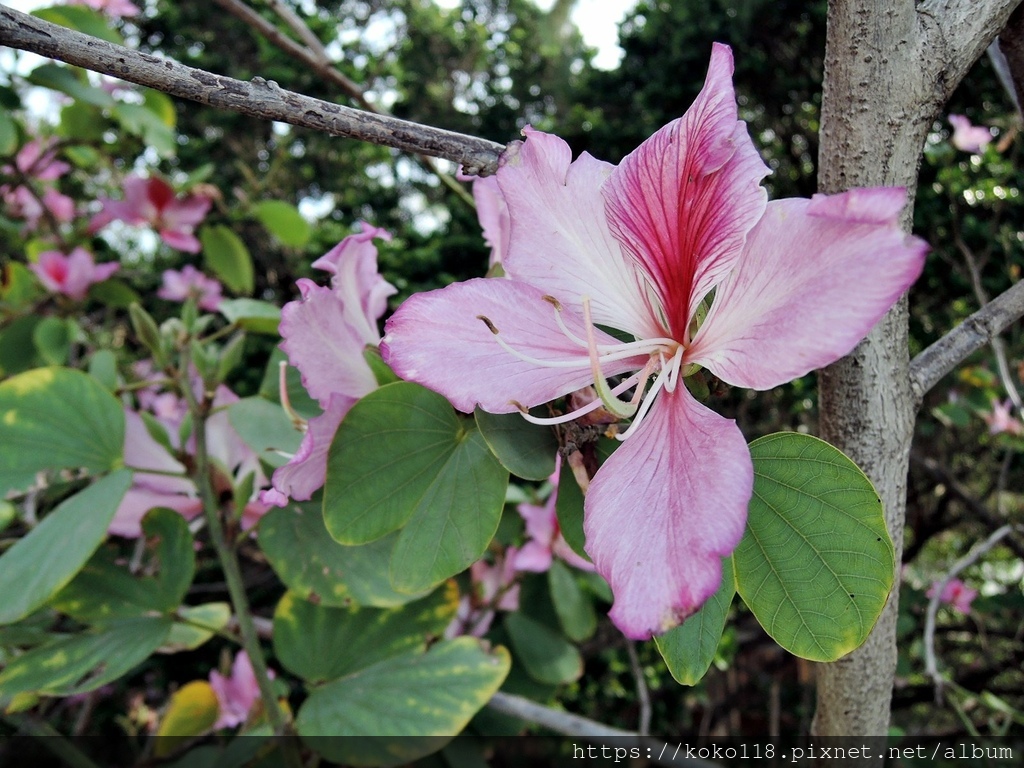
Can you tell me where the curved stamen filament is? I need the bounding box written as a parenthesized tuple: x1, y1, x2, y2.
(584, 296, 639, 418)
(510, 371, 645, 426)
(664, 346, 685, 393)
(278, 360, 308, 432)
(615, 363, 672, 442)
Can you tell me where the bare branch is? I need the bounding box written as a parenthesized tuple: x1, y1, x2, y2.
(909, 280, 1024, 402)
(0, 6, 505, 175)
(997, 4, 1024, 112)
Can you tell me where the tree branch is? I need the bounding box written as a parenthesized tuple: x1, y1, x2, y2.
(0, 6, 505, 175)
(996, 4, 1024, 111)
(908, 280, 1024, 401)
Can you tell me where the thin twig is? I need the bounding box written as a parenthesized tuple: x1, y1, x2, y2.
(922, 524, 1018, 700)
(486, 692, 718, 768)
(0, 6, 505, 175)
(909, 279, 1024, 402)
(625, 640, 652, 736)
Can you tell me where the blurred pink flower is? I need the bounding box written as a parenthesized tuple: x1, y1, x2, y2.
(90, 175, 212, 252)
(1, 139, 75, 230)
(445, 551, 520, 638)
(927, 577, 978, 614)
(209, 651, 269, 729)
(983, 399, 1023, 436)
(158, 265, 223, 311)
(948, 114, 993, 154)
(29, 248, 119, 300)
(513, 458, 595, 574)
(260, 225, 396, 506)
(68, 0, 141, 19)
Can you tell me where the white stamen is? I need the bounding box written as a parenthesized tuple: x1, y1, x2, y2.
(615, 364, 672, 442)
(664, 347, 685, 393)
(510, 372, 645, 426)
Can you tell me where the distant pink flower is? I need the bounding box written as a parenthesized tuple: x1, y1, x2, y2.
(260, 225, 396, 506)
(68, 0, 141, 19)
(948, 114, 993, 154)
(90, 175, 212, 253)
(158, 265, 223, 311)
(1, 139, 75, 230)
(928, 578, 978, 614)
(8, 139, 71, 181)
(29, 248, 119, 300)
(209, 651, 269, 729)
(983, 399, 1023, 436)
(445, 551, 520, 638)
(514, 458, 595, 574)
(381, 44, 928, 639)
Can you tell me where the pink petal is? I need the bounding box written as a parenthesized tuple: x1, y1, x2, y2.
(517, 499, 556, 545)
(512, 541, 554, 573)
(470, 175, 510, 268)
(279, 280, 379, 406)
(949, 114, 992, 154)
(162, 194, 213, 229)
(266, 394, 353, 503)
(380, 277, 646, 414)
(584, 387, 752, 639)
(602, 43, 769, 340)
(108, 488, 202, 538)
(42, 188, 75, 222)
(159, 229, 202, 254)
(689, 190, 928, 389)
(495, 128, 661, 338)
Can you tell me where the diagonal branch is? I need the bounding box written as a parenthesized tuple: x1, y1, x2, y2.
(909, 280, 1024, 402)
(0, 6, 505, 175)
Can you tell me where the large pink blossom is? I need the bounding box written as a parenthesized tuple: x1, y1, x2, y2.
(90, 175, 212, 253)
(381, 44, 928, 639)
(29, 248, 120, 300)
(261, 225, 396, 506)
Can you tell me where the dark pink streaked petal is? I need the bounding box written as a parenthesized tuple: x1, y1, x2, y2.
(496, 128, 661, 339)
(163, 193, 213, 229)
(265, 394, 353, 503)
(688, 189, 928, 390)
(584, 387, 751, 639)
(380, 277, 647, 414)
(603, 43, 769, 340)
(279, 279, 379, 406)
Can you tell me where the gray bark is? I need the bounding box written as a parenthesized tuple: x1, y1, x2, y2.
(814, 0, 1021, 738)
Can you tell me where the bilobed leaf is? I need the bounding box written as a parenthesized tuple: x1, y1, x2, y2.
(252, 200, 311, 248)
(259, 502, 426, 608)
(655, 555, 735, 685)
(733, 433, 894, 662)
(504, 612, 582, 685)
(0, 367, 125, 495)
(296, 637, 510, 766)
(218, 298, 281, 334)
(474, 408, 558, 481)
(324, 382, 508, 593)
(272, 582, 457, 684)
(201, 225, 254, 295)
(0, 617, 172, 697)
(0, 470, 132, 625)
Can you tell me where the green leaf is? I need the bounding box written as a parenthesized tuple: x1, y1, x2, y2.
(142, 88, 177, 128)
(296, 637, 510, 765)
(259, 502, 426, 608)
(503, 612, 582, 685)
(554, 454, 587, 560)
(1, 262, 42, 309)
(655, 555, 735, 685)
(733, 433, 894, 662)
(27, 63, 114, 108)
(0, 470, 132, 625)
(0, 616, 172, 696)
(0, 316, 42, 377)
(273, 582, 458, 684)
(112, 103, 176, 155)
(162, 603, 231, 653)
(548, 560, 596, 642)
(218, 298, 281, 334)
(228, 396, 302, 468)
(0, 367, 125, 495)
(31, 317, 72, 366)
(364, 346, 400, 386)
(325, 382, 508, 594)
(474, 409, 558, 481)
(58, 101, 107, 143)
(0, 109, 19, 155)
(88, 349, 118, 392)
(33, 6, 124, 44)
(251, 200, 311, 248)
(201, 224, 253, 295)
(87, 278, 140, 308)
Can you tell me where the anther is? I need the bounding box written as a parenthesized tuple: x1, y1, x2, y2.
(542, 295, 563, 311)
(477, 315, 499, 334)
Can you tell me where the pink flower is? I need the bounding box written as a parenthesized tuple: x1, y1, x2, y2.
(948, 114, 993, 154)
(260, 226, 396, 506)
(8, 139, 71, 181)
(209, 651, 268, 729)
(927, 578, 978, 614)
(983, 399, 1023, 436)
(90, 175, 212, 253)
(380, 44, 928, 639)
(158, 265, 224, 311)
(445, 551, 520, 638)
(514, 458, 595, 573)
(29, 248, 119, 300)
(1, 139, 75, 230)
(67, 0, 141, 19)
